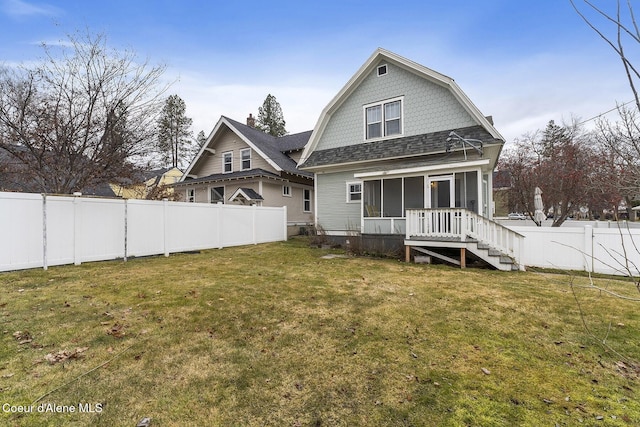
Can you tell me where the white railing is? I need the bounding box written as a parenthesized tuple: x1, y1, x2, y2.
(406, 208, 524, 263)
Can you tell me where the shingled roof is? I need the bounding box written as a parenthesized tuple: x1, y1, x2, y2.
(301, 125, 501, 169)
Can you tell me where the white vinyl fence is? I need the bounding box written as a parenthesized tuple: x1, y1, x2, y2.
(0, 192, 287, 272)
(507, 224, 640, 276)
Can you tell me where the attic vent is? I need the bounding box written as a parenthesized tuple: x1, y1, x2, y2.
(377, 64, 388, 76)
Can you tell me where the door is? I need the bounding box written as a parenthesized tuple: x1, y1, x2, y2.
(427, 176, 454, 208)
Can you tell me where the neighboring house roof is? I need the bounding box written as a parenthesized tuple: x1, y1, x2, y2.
(302, 125, 502, 169)
(299, 48, 505, 166)
(182, 116, 312, 181)
(175, 168, 285, 186)
(229, 187, 264, 204)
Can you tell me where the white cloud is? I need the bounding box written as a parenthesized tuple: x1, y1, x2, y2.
(1, 0, 60, 18)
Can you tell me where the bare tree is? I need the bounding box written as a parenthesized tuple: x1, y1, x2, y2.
(570, 0, 640, 111)
(0, 31, 167, 194)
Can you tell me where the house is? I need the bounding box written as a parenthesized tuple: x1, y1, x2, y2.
(110, 167, 183, 199)
(174, 115, 314, 235)
(299, 48, 524, 270)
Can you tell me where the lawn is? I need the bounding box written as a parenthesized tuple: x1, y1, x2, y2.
(1, 238, 639, 426)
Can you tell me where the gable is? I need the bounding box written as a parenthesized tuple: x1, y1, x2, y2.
(300, 48, 504, 168)
(188, 125, 276, 178)
(318, 60, 475, 152)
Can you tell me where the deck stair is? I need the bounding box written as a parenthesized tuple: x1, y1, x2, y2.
(405, 208, 524, 271)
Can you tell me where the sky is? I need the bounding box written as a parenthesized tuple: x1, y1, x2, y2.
(0, 0, 638, 145)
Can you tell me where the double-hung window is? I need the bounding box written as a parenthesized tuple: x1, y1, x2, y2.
(240, 148, 251, 170)
(223, 152, 233, 173)
(347, 182, 362, 203)
(210, 186, 224, 204)
(303, 189, 311, 212)
(364, 97, 403, 140)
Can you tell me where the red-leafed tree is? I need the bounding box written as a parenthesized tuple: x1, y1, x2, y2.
(498, 120, 600, 226)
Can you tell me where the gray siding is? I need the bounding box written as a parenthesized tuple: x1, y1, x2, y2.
(316, 171, 361, 233)
(318, 60, 475, 151)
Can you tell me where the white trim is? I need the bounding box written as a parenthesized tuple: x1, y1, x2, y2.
(346, 181, 362, 203)
(240, 148, 251, 171)
(222, 151, 233, 174)
(363, 96, 404, 142)
(354, 159, 490, 179)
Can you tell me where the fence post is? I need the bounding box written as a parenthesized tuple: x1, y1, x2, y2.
(42, 194, 48, 271)
(73, 195, 81, 266)
(584, 225, 593, 273)
(252, 204, 257, 245)
(163, 199, 170, 257)
(283, 206, 287, 241)
(218, 203, 224, 249)
(123, 199, 128, 262)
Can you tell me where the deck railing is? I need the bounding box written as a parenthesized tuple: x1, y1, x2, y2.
(406, 208, 524, 263)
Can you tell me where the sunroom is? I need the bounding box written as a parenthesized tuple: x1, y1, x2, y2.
(355, 159, 492, 235)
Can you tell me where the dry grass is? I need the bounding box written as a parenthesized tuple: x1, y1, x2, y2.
(1, 237, 639, 426)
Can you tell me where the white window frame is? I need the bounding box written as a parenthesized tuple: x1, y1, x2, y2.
(363, 96, 404, 141)
(377, 64, 388, 76)
(303, 189, 311, 213)
(187, 188, 195, 203)
(346, 181, 362, 203)
(240, 148, 251, 171)
(222, 151, 233, 173)
(282, 185, 291, 197)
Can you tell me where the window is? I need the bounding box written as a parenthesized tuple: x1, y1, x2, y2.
(365, 98, 402, 140)
(282, 185, 291, 197)
(187, 188, 195, 203)
(223, 152, 232, 173)
(240, 148, 251, 170)
(210, 186, 224, 204)
(346, 182, 362, 203)
(377, 64, 388, 76)
(303, 189, 311, 212)
(363, 180, 381, 217)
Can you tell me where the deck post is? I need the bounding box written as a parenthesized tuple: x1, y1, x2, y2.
(460, 247, 466, 268)
(405, 245, 411, 263)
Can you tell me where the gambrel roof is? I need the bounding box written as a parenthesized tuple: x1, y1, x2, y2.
(299, 48, 504, 168)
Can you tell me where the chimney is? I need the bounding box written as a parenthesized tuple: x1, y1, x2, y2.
(247, 113, 255, 128)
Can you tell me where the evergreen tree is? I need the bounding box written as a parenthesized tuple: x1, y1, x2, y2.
(257, 94, 287, 137)
(157, 94, 193, 169)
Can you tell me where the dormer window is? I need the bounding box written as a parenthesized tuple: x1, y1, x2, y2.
(364, 97, 403, 140)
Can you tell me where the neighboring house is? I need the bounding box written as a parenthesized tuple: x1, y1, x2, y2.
(174, 115, 314, 235)
(299, 48, 523, 270)
(110, 167, 183, 199)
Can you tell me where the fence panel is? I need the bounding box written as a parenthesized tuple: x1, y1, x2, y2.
(592, 228, 640, 276)
(0, 192, 43, 271)
(126, 200, 167, 257)
(0, 192, 286, 272)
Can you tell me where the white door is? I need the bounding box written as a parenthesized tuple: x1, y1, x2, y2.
(427, 176, 454, 209)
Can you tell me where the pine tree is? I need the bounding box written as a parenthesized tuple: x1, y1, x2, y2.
(257, 94, 287, 137)
(157, 95, 193, 169)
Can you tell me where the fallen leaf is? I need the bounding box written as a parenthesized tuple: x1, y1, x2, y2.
(481, 367, 491, 375)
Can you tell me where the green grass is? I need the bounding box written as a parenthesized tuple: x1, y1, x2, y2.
(1, 237, 639, 426)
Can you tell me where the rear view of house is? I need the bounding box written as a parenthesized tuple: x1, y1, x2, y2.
(300, 48, 523, 270)
(174, 116, 314, 236)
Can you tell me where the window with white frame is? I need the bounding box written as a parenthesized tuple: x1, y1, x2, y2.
(282, 185, 291, 197)
(210, 186, 224, 204)
(240, 148, 251, 170)
(303, 189, 311, 212)
(222, 151, 232, 173)
(346, 182, 362, 203)
(365, 98, 403, 140)
(187, 188, 195, 203)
